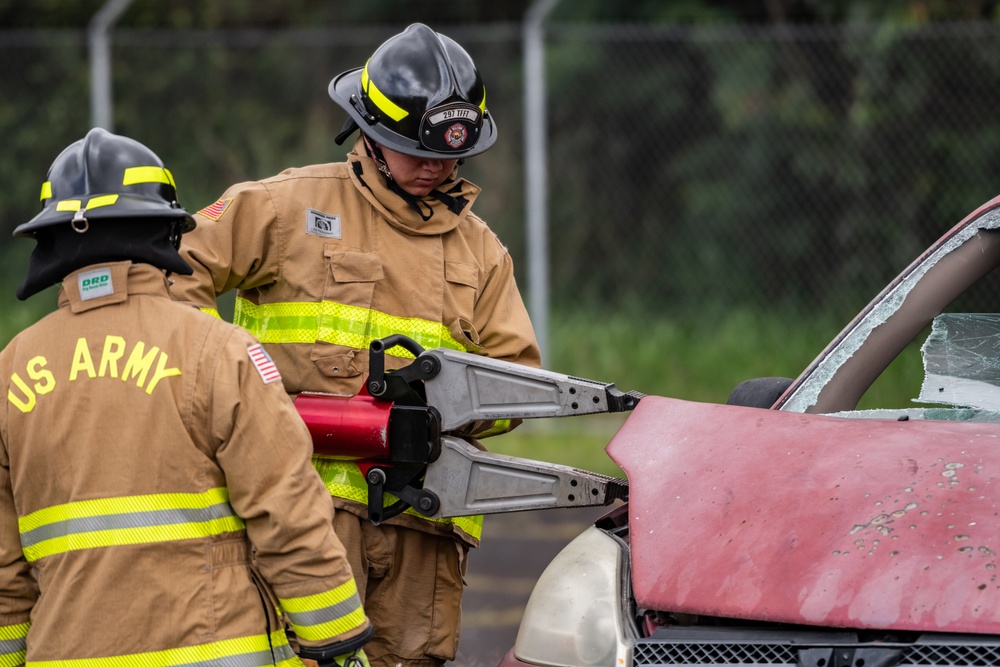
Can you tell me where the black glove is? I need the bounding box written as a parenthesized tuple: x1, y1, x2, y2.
(317, 649, 369, 667)
(298, 625, 374, 667)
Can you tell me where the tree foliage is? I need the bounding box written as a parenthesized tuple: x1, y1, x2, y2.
(4, 0, 1000, 344)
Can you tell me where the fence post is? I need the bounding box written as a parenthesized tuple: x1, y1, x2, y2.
(523, 0, 559, 365)
(88, 0, 134, 130)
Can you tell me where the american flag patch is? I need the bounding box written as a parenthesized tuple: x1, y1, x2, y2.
(198, 197, 233, 221)
(248, 344, 282, 384)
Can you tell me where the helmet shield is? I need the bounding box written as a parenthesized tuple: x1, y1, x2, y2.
(15, 127, 195, 238)
(329, 23, 497, 159)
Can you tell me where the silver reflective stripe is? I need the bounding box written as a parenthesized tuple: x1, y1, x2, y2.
(284, 590, 363, 628)
(20, 504, 237, 549)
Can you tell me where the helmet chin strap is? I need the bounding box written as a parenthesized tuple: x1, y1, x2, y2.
(362, 135, 435, 221)
(361, 135, 470, 222)
(362, 136, 393, 181)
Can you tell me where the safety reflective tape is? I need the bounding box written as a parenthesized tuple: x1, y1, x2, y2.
(122, 166, 176, 188)
(480, 88, 487, 113)
(361, 62, 408, 122)
(200, 308, 222, 320)
(234, 298, 468, 359)
(311, 457, 483, 541)
(53, 195, 120, 213)
(86, 194, 119, 209)
(26, 630, 298, 667)
(280, 579, 367, 642)
(39, 182, 52, 201)
(18, 488, 245, 562)
(0, 622, 28, 667)
(472, 419, 512, 439)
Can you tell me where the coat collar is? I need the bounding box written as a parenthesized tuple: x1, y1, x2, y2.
(346, 136, 482, 236)
(58, 262, 170, 313)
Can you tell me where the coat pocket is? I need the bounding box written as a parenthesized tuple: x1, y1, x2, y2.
(311, 249, 384, 379)
(444, 262, 482, 350)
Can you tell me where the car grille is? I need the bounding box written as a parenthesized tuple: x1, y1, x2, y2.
(632, 641, 1000, 667)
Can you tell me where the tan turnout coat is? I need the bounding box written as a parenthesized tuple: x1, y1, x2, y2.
(0, 262, 369, 665)
(169, 138, 540, 543)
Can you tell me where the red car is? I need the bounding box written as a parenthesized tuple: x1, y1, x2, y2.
(500, 195, 1000, 666)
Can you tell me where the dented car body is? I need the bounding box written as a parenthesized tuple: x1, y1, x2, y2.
(500, 195, 1000, 667)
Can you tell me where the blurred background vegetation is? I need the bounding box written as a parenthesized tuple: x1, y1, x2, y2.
(3, 0, 1000, 472)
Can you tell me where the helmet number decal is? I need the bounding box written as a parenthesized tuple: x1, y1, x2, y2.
(426, 106, 480, 126)
(419, 103, 483, 153)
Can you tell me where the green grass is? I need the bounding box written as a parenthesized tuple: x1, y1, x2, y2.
(544, 305, 848, 403)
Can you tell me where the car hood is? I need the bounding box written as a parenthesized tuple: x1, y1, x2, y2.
(606, 395, 1000, 633)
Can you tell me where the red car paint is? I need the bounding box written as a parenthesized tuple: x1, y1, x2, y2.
(608, 396, 1000, 633)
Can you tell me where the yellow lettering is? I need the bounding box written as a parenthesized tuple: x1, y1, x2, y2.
(121, 342, 158, 389)
(7, 373, 36, 413)
(144, 351, 182, 395)
(26, 356, 55, 395)
(99, 335, 126, 378)
(69, 338, 96, 381)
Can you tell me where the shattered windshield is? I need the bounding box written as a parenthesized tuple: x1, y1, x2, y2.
(826, 313, 1000, 423)
(781, 208, 1000, 414)
(918, 313, 1000, 412)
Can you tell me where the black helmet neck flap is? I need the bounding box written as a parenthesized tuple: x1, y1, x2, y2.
(329, 23, 497, 159)
(14, 127, 196, 300)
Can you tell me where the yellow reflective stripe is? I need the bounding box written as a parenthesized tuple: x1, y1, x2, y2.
(199, 307, 222, 320)
(27, 630, 298, 667)
(0, 622, 28, 667)
(39, 182, 52, 201)
(234, 298, 468, 358)
(480, 87, 487, 113)
(279, 579, 367, 642)
(85, 194, 118, 209)
(18, 488, 245, 562)
(473, 419, 512, 439)
(52, 195, 119, 213)
(311, 457, 483, 541)
(362, 62, 408, 122)
(122, 166, 175, 188)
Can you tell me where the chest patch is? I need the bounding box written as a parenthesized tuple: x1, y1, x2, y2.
(306, 208, 342, 239)
(78, 267, 114, 301)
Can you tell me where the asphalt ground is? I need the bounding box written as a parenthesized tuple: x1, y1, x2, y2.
(453, 505, 613, 667)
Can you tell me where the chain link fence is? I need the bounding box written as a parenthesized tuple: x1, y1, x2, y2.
(3, 21, 1000, 337)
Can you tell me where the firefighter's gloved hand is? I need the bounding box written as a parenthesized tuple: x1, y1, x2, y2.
(297, 624, 373, 667)
(317, 649, 370, 667)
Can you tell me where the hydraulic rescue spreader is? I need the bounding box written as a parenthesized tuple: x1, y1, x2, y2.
(293, 334, 643, 524)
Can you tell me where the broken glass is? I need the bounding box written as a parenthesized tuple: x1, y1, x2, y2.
(782, 210, 1000, 413)
(826, 407, 1000, 422)
(917, 313, 1000, 412)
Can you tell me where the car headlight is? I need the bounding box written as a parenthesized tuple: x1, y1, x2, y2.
(513, 525, 631, 666)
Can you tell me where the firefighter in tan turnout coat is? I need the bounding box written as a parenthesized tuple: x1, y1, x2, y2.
(169, 23, 540, 667)
(0, 128, 372, 667)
